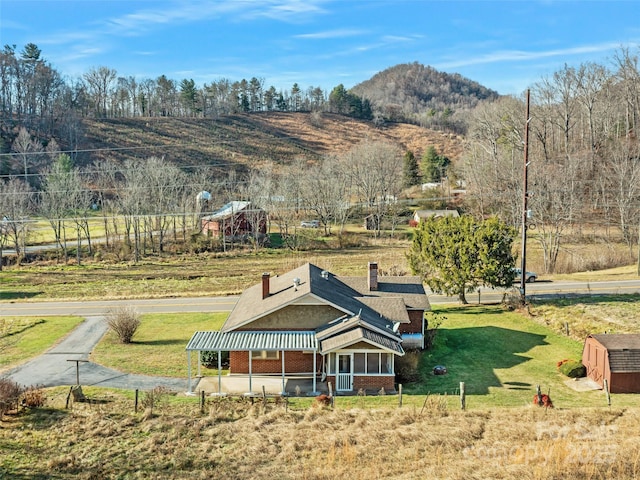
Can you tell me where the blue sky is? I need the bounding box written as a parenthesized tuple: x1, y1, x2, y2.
(1, 0, 639, 95)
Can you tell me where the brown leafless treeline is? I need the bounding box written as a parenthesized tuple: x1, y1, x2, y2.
(462, 48, 640, 273)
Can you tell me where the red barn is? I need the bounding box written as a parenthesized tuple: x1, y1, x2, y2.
(201, 201, 267, 240)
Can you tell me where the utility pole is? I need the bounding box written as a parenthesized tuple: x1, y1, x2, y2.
(520, 89, 531, 305)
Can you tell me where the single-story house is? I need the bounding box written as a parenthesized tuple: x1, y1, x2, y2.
(201, 200, 267, 239)
(412, 209, 459, 224)
(582, 334, 640, 393)
(186, 261, 430, 395)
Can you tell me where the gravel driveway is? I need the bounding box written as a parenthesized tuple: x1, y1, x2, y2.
(3, 316, 195, 393)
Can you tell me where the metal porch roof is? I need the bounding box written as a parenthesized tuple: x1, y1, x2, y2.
(186, 330, 318, 352)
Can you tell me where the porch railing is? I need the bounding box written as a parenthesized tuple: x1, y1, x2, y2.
(336, 373, 352, 391)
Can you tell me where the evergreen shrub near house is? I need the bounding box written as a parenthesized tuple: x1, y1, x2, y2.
(201, 351, 229, 369)
(557, 359, 586, 378)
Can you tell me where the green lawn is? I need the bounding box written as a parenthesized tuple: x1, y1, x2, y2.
(91, 312, 228, 377)
(0, 316, 84, 370)
(405, 304, 638, 408)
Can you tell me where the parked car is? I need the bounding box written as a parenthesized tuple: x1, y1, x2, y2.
(513, 268, 537, 283)
(300, 220, 320, 228)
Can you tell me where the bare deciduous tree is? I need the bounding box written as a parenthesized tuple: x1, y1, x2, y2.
(604, 138, 640, 248)
(301, 155, 352, 236)
(0, 177, 34, 264)
(11, 127, 42, 182)
(344, 140, 403, 237)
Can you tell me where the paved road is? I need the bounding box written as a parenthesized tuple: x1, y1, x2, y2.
(3, 315, 193, 391)
(0, 296, 238, 317)
(426, 279, 640, 304)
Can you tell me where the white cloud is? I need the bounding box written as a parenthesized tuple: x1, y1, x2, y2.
(437, 41, 627, 69)
(295, 29, 365, 40)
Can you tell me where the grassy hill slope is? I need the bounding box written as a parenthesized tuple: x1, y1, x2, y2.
(77, 112, 464, 173)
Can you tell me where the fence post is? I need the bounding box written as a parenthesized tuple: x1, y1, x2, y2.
(65, 386, 73, 409)
(200, 390, 205, 414)
(134, 389, 139, 413)
(398, 384, 403, 408)
(604, 379, 611, 407)
(460, 382, 466, 410)
(328, 382, 334, 408)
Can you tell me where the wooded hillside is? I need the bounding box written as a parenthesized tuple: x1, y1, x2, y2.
(350, 62, 500, 130)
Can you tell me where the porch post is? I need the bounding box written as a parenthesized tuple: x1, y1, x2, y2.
(187, 350, 192, 393)
(312, 349, 317, 394)
(248, 350, 253, 392)
(281, 350, 286, 395)
(217, 349, 222, 394)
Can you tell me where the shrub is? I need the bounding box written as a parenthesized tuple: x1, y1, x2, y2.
(201, 350, 229, 369)
(559, 359, 586, 378)
(22, 385, 45, 408)
(189, 233, 222, 253)
(106, 305, 141, 344)
(395, 349, 422, 383)
(0, 378, 23, 418)
(141, 386, 172, 414)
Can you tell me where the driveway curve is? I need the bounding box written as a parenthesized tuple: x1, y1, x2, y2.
(4, 316, 195, 392)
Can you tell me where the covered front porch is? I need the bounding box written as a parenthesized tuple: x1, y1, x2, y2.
(194, 374, 329, 396)
(186, 330, 322, 396)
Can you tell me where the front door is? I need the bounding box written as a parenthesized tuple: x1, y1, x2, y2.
(336, 353, 353, 391)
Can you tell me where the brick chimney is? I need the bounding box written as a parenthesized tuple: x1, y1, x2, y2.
(262, 272, 270, 299)
(368, 262, 378, 291)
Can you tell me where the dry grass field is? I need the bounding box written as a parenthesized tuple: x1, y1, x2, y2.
(0, 242, 413, 301)
(2, 389, 640, 480)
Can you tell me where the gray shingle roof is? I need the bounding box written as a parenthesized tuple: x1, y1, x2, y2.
(340, 276, 431, 311)
(592, 334, 640, 350)
(319, 327, 405, 355)
(222, 263, 428, 333)
(591, 334, 640, 373)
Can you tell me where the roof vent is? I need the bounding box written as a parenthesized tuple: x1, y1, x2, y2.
(321, 270, 329, 279)
(293, 277, 301, 290)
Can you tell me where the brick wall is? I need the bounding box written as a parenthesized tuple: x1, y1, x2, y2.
(399, 310, 424, 334)
(325, 375, 396, 393)
(229, 351, 320, 374)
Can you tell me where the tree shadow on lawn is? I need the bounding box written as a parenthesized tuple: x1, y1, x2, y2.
(0, 291, 42, 300)
(413, 326, 548, 395)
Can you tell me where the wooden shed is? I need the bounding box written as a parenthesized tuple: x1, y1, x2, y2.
(582, 334, 640, 393)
